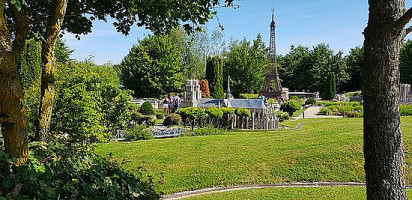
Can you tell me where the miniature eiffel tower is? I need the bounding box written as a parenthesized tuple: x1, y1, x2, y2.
(260, 8, 286, 103)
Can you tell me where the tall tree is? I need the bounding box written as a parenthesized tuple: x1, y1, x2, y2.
(206, 56, 224, 99)
(224, 35, 268, 97)
(400, 39, 412, 84)
(118, 34, 183, 98)
(362, 0, 411, 199)
(0, 0, 234, 159)
(344, 47, 364, 92)
(278, 44, 348, 93)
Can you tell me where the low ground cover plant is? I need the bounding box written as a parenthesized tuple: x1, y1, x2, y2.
(317, 101, 363, 118)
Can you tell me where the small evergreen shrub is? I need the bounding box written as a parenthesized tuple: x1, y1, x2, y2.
(126, 124, 153, 141)
(280, 100, 301, 116)
(305, 97, 316, 105)
(276, 111, 290, 122)
(319, 107, 333, 115)
(156, 112, 164, 119)
(140, 101, 155, 115)
(163, 114, 182, 126)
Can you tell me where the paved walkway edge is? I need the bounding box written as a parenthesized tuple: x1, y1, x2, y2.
(161, 182, 412, 200)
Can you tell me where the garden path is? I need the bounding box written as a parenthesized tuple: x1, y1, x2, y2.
(294, 106, 343, 119)
(161, 182, 412, 200)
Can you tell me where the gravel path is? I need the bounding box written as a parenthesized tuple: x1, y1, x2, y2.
(161, 182, 412, 199)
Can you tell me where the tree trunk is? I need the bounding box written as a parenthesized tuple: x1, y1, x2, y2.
(0, 0, 29, 164)
(362, 0, 408, 199)
(36, 0, 68, 141)
(0, 53, 29, 164)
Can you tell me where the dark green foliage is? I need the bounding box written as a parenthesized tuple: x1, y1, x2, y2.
(276, 111, 290, 122)
(223, 35, 268, 97)
(235, 108, 251, 118)
(117, 34, 183, 98)
(177, 107, 206, 128)
(19, 39, 42, 135)
(156, 112, 165, 120)
(0, 137, 158, 199)
(400, 40, 412, 84)
(126, 124, 153, 141)
(55, 38, 74, 64)
(206, 56, 224, 99)
(322, 72, 336, 100)
(305, 97, 317, 105)
(280, 101, 301, 116)
(140, 102, 155, 115)
(239, 94, 259, 99)
(278, 44, 348, 93)
(344, 47, 363, 91)
(163, 114, 182, 127)
(400, 105, 412, 116)
(52, 61, 135, 142)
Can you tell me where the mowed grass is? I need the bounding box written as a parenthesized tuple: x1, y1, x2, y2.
(185, 187, 412, 200)
(95, 117, 412, 194)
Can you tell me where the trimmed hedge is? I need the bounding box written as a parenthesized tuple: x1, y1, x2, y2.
(140, 101, 155, 115)
(239, 94, 259, 99)
(163, 114, 182, 126)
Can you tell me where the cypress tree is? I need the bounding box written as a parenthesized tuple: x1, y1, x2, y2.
(206, 56, 224, 99)
(331, 72, 337, 99)
(322, 72, 332, 100)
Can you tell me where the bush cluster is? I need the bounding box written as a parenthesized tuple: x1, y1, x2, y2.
(280, 100, 301, 116)
(163, 114, 182, 127)
(0, 136, 158, 199)
(317, 101, 363, 118)
(125, 124, 153, 141)
(305, 97, 316, 105)
(276, 111, 290, 122)
(131, 111, 158, 126)
(235, 108, 251, 118)
(140, 101, 155, 115)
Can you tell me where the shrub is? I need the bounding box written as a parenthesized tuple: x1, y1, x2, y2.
(305, 97, 316, 105)
(221, 107, 235, 115)
(140, 101, 155, 115)
(177, 107, 206, 127)
(235, 108, 251, 118)
(319, 107, 333, 115)
(206, 107, 224, 119)
(280, 100, 301, 116)
(276, 111, 290, 122)
(0, 137, 158, 199)
(163, 114, 182, 126)
(156, 112, 165, 119)
(239, 94, 259, 99)
(126, 124, 153, 141)
(400, 104, 412, 116)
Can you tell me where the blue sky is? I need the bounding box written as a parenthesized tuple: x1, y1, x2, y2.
(63, 0, 412, 65)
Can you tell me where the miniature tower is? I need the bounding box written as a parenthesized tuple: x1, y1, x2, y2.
(260, 9, 286, 102)
(181, 80, 202, 107)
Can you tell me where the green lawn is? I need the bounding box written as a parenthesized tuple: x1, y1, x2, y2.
(185, 187, 412, 200)
(95, 117, 412, 194)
